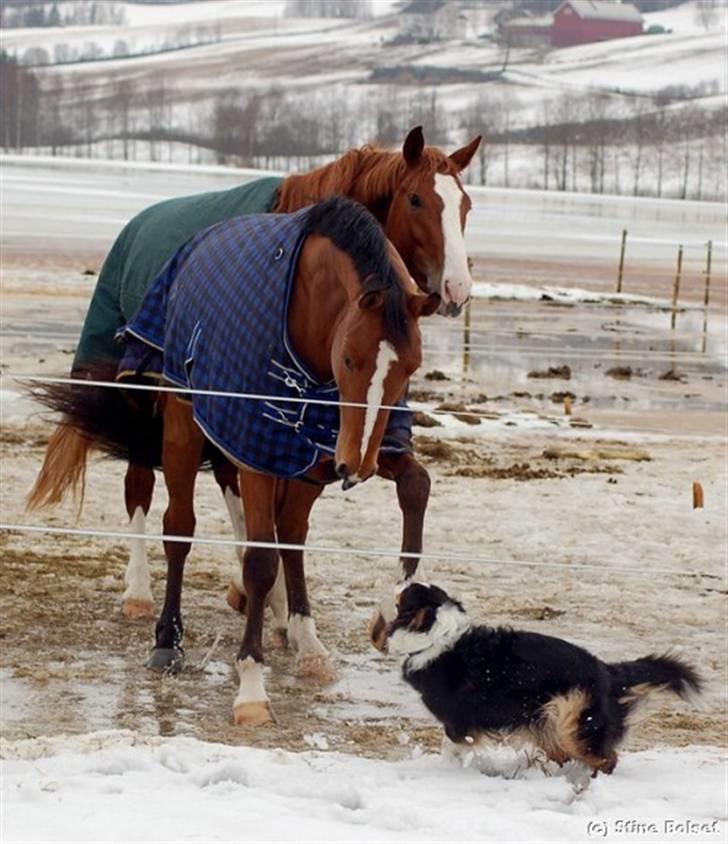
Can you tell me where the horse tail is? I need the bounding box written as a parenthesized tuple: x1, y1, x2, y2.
(25, 364, 164, 513)
(27, 423, 92, 511)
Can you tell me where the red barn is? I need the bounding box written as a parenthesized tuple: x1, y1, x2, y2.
(551, 1, 643, 47)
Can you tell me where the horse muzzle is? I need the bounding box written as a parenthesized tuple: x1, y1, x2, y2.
(438, 299, 464, 318)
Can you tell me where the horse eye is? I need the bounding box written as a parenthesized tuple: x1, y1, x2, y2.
(344, 356, 355, 372)
(408, 193, 422, 208)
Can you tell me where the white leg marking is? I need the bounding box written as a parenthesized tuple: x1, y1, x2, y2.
(356, 341, 398, 476)
(434, 173, 472, 307)
(224, 487, 246, 575)
(267, 562, 288, 639)
(233, 656, 270, 709)
(288, 614, 327, 656)
(288, 613, 335, 682)
(123, 506, 153, 604)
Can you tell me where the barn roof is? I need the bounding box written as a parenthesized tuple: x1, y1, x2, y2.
(556, 1, 642, 23)
(505, 13, 554, 30)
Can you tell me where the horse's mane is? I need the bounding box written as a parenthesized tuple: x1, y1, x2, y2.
(275, 144, 453, 212)
(303, 195, 409, 348)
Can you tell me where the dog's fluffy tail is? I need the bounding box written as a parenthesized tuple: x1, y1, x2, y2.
(610, 653, 703, 709)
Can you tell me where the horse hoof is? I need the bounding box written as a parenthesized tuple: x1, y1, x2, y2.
(233, 700, 276, 727)
(271, 627, 289, 650)
(369, 609, 388, 652)
(296, 652, 336, 685)
(122, 598, 155, 619)
(226, 583, 247, 614)
(146, 647, 184, 674)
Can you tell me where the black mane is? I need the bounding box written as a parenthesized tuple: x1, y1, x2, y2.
(304, 195, 408, 347)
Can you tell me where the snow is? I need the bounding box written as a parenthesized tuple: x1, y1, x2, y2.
(644, 0, 728, 35)
(120, 0, 287, 27)
(1, 731, 725, 843)
(470, 281, 704, 310)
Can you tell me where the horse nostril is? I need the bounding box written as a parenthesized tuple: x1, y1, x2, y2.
(335, 462, 348, 478)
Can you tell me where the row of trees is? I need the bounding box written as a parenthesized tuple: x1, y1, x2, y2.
(1, 51, 725, 201)
(283, 0, 373, 17)
(18, 25, 223, 67)
(0, 1, 126, 28)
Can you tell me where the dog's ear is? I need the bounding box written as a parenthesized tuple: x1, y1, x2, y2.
(428, 585, 450, 605)
(408, 606, 436, 633)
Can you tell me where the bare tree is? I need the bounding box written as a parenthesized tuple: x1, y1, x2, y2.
(695, 0, 719, 30)
(583, 90, 612, 193)
(553, 93, 575, 191)
(111, 78, 136, 161)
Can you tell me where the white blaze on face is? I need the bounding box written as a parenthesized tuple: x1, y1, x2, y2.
(433, 173, 472, 307)
(357, 340, 398, 472)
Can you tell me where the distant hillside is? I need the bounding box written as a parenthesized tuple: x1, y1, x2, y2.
(1, 0, 725, 201)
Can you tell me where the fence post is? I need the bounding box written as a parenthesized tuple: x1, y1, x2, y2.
(701, 240, 712, 353)
(670, 244, 683, 330)
(462, 299, 471, 379)
(616, 228, 627, 293)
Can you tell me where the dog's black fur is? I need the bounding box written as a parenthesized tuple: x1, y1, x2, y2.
(385, 583, 702, 776)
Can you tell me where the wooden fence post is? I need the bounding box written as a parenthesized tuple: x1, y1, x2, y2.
(616, 228, 627, 293)
(701, 240, 712, 353)
(462, 299, 471, 379)
(671, 244, 683, 330)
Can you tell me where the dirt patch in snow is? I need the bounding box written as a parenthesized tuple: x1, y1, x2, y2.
(1, 421, 724, 758)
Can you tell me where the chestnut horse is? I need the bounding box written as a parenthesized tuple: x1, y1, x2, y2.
(32, 197, 439, 723)
(28, 127, 480, 639)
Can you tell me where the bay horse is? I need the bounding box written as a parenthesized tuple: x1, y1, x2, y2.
(32, 197, 440, 724)
(28, 126, 481, 639)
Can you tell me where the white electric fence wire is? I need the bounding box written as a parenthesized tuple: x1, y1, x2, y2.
(0, 521, 715, 581)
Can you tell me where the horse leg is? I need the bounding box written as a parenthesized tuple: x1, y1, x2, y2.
(276, 480, 334, 683)
(370, 452, 431, 646)
(232, 470, 278, 726)
(121, 461, 156, 619)
(378, 451, 431, 581)
(147, 398, 204, 674)
(216, 453, 289, 647)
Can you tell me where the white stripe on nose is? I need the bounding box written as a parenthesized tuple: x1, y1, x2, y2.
(434, 173, 472, 307)
(359, 340, 398, 465)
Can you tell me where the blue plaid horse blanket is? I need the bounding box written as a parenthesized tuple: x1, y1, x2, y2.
(117, 207, 412, 479)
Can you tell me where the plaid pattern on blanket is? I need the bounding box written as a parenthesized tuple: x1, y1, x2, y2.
(118, 208, 412, 479)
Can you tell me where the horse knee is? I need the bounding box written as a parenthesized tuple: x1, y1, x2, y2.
(396, 461, 431, 513)
(243, 548, 279, 597)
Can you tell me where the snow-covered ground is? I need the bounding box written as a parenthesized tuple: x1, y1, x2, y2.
(1, 731, 725, 843)
(2, 156, 726, 278)
(3, 1, 725, 126)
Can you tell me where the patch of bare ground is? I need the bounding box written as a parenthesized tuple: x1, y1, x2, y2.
(1, 421, 724, 757)
(414, 435, 624, 481)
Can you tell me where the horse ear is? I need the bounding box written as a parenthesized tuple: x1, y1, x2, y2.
(403, 126, 425, 166)
(409, 292, 441, 318)
(449, 135, 481, 172)
(359, 290, 384, 311)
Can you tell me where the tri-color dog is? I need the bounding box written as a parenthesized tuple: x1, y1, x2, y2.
(374, 583, 702, 777)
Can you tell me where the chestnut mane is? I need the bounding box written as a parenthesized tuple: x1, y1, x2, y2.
(274, 144, 456, 213)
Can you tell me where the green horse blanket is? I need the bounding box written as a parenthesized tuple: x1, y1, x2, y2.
(73, 176, 283, 372)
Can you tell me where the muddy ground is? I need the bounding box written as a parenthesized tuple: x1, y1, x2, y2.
(1, 419, 725, 759)
(1, 247, 726, 760)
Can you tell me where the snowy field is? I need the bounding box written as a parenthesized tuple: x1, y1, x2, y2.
(2, 732, 725, 843)
(2, 1, 725, 134)
(1, 159, 726, 842)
